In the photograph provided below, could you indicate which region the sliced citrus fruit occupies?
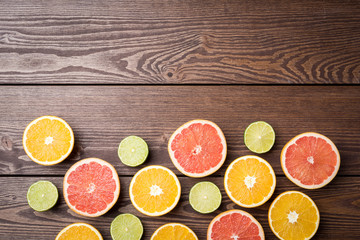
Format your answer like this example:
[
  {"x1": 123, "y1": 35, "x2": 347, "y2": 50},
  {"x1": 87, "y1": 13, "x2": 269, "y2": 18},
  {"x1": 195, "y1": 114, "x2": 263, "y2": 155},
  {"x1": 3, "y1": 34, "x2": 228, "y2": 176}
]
[
  {"x1": 189, "y1": 181, "x2": 221, "y2": 214},
  {"x1": 268, "y1": 191, "x2": 320, "y2": 240},
  {"x1": 118, "y1": 136, "x2": 148, "y2": 167},
  {"x1": 27, "y1": 180, "x2": 58, "y2": 211},
  {"x1": 23, "y1": 116, "x2": 74, "y2": 165},
  {"x1": 224, "y1": 155, "x2": 276, "y2": 208},
  {"x1": 151, "y1": 223, "x2": 198, "y2": 240},
  {"x1": 168, "y1": 119, "x2": 227, "y2": 177},
  {"x1": 244, "y1": 121, "x2": 275, "y2": 154},
  {"x1": 281, "y1": 132, "x2": 340, "y2": 189},
  {"x1": 129, "y1": 165, "x2": 181, "y2": 216},
  {"x1": 110, "y1": 213, "x2": 143, "y2": 240},
  {"x1": 63, "y1": 158, "x2": 120, "y2": 217},
  {"x1": 55, "y1": 222, "x2": 103, "y2": 240},
  {"x1": 208, "y1": 209, "x2": 265, "y2": 240}
]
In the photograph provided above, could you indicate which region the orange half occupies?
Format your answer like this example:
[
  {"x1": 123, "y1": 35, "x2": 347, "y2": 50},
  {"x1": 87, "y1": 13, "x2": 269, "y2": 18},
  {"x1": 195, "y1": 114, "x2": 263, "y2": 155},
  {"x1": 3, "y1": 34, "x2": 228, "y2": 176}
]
[
  {"x1": 55, "y1": 223, "x2": 103, "y2": 240},
  {"x1": 23, "y1": 116, "x2": 74, "y2": 165}
]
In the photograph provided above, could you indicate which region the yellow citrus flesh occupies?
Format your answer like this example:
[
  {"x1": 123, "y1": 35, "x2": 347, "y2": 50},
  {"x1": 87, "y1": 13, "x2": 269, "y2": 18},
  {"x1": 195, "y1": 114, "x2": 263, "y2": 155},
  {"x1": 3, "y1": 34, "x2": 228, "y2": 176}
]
[
  {"x1": 23, "y1": 116, "x2": 74, "y2": 165},
  {"x1": 151, "y1": 223, "x2": 198, "y2": 240},
  {"x1": 130, "y1": 166, "x2": 181, "y2": 216},
  {"x1": 225, "y1": 155, "x2": 276, "y2": 208},
  {"x1": 55, "y1": 223, "x2": 103, "y2": 240},
  {"x1": 269, "y1": 191, "x2": 320, "y2": 240}
]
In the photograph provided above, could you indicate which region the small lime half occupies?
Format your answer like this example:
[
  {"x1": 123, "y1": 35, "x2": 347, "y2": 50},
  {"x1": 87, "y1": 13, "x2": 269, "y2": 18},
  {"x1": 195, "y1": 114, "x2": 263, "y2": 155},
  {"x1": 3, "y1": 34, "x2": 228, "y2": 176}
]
[
  {"x1": 244, "y1": 121, "x2": 275, "y2": 154},
  {"x1": 110, "y1": 213, "x2": 143, "y2": 240},
  {"x1": 118, "y1": 136, "x2": 149, "y2": 167},
  {"x1": 27, "y1": 180, "x2": 58, "y2": 211},
  {"x1": 189, "y1": 181, "x2": 222, "y2": 214}
]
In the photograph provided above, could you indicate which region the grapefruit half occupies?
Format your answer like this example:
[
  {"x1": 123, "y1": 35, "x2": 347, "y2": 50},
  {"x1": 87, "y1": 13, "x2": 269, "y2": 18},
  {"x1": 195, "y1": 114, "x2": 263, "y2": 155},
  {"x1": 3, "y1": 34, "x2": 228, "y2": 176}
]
[
  {"x1": 168, "y1": 119, "x2": 227, "y2": 177},
  {"x1": 281, "y1": 132, "x2": 340, "y2": 189},
  {"x1": 63, "y1": 158, "x2": 120, "y2": 217},
  {"x1": 207, "y1": 209, "x2": 265, "y2": 240}
]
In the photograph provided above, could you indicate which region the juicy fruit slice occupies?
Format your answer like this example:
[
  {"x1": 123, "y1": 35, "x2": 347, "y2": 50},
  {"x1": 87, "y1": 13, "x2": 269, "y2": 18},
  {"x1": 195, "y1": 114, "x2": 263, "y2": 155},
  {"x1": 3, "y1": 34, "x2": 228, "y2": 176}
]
[
  {"x1": 268, "y1": 191, "x2": 320, "y2": 240},
  {"x1": 23, "y1": 116, "x2": 74, "y2": 165},
  {"x1": 63, "y1": 158, "x2": 120, "y2": 217},
  {"x1": 208, "y1": 209, "x2": 265, "y2": 240},
  {"x1": 189, "y1": 181, "x2": 222, "y2": 214},
  {"x1": 118, "y1": 136, "x2": 148, "y2": 167},
  {"x1": 281, "y1": 132, "x2": 340, "y2": 189},
  {"x1": 110, "y1": 213, "x2": 143, "y2": 240},
  {"x1": 224, "y1": 155, "x2": 276, "y2": 208},
  {"x1": 244, "y1": 121, "x2": 275, "y2": 154},
  {"x1": 129, "y1": 165, "x2": 181, "y2": 216},
  {"x1": 27, "y1": 180, "x2": 58, "y2": 211},
  {"x1": 168, "y1": 119, "x2": 227, "y2": 177},
  {"x1": 55, "y1": 222, "x2": 103, "y2": 240},
  {"x1": 151, "y1": 223, "x2": 198, "y2": 240}
]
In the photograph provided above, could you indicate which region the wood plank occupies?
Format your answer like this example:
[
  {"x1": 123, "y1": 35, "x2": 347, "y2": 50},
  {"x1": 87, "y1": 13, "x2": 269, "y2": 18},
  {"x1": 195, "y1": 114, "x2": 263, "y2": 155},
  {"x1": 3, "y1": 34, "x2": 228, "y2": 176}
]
[
  {"x1": 0, "y1": 85, "x2": 359, "y2": 175},
  {"x1": 0, "y1": 176, "x2": 359, "y2": 239},
  {"x1": 0, "y1": 1, "x2": 359, "y2": 84}
]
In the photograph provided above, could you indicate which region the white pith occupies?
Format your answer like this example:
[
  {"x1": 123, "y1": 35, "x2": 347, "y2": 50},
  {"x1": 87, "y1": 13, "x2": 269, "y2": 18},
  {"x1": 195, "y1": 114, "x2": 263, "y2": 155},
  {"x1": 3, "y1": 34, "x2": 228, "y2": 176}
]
[
  {"x1": 168, "y1": 119, "x2": 227, "y2": 178},
  {"x1": 281, "y1": 132, "x2": 340, "y2": 189}
]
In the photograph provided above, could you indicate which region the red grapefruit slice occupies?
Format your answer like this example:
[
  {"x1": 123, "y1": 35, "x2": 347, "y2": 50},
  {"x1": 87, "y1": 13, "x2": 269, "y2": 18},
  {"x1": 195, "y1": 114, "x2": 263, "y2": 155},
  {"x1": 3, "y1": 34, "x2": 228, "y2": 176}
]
[
  {"x1": 168, "y1": 119, "x2": 227, "y2": 178},
  {"x1": 281, "y1": 132, "x2": 340, "y2": 189},
  {"x1": 207, "y1": 209, "x2": 265, "y2": 240},
  {"x1": 63, "y1": 158, "x2": 120, "y2": 217}
]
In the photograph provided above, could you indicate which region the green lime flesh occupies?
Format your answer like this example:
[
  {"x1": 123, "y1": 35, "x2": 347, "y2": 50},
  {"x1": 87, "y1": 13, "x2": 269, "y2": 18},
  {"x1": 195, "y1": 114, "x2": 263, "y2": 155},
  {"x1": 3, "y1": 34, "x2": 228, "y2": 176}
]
[
  {"x1": 118, "y1": 136, "x2": 148, "y2": 167},
  {"x1": 27, "y1": 180, "x2": 58, "y2": 211},
  {"x1": 189, "y1": 181, "x2": 222, "y2": 214},
  {"x1": 111, "y1": 213, "x2": 143, "y2": 240},
  {"x1": 244, "y1": 121, "x2": 275, "y2": 154}
]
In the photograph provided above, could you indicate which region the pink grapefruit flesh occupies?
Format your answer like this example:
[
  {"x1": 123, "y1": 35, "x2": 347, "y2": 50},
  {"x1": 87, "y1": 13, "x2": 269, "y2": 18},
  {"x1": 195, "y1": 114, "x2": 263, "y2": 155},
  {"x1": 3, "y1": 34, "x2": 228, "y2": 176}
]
[
  {"x1": 208, "y1": 209, "x2": 265, "y2": 240},
  {"x1": 281, "y1": 132, "x2": 340, "y2": 189},
  {"x1": 168, "y1": 119, "x2": 227, "y2": 177},
  {"x1": 63, "y1": 158, "x2": 120, "y2": 217}
]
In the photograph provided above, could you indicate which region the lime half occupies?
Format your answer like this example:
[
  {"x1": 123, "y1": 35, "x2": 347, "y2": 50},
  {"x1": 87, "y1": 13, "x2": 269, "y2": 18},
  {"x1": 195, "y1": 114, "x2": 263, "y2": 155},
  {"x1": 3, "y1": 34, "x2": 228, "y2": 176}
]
[
  {"x1": 189, "y1": 181, "x2": 222, "y2": 214},
  {"x1": 118, "y1": 136, "x2": 148, "y2": 167},
  {"x1": 27, "y1": 180, "x2": 58, "y2": 211},
  {"x1": 111, "y1": 213, "x2": 143, "y2": 240},
  {"x1": 244, "y1": 121, "x2": 275, "y2": 154}
]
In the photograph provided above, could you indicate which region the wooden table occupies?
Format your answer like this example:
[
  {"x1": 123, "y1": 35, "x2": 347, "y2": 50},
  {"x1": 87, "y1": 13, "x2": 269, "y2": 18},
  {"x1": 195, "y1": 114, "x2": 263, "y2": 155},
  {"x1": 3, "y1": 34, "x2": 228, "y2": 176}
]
[{"x1": 1, "y1": 1, "x2": 359, "y2": 239}]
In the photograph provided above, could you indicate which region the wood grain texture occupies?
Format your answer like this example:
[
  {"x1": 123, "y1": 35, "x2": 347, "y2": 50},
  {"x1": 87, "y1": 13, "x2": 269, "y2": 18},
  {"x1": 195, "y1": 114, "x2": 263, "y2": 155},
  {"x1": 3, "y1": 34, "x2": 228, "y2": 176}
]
[
  {"x1": 0, "y1": 0, "x2": 359, "y2": 84},
  {"x1": 0, "y1": 85, "x2": 359, "y2": 176},
  {"x1": 0, "y1": 176, "x2": 359, "y2": 239}
]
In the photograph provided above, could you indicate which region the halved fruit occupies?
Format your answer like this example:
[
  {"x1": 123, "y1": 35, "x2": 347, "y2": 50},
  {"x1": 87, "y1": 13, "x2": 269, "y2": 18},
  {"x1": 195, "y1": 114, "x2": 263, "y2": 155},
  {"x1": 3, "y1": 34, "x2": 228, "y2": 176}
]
[
  {"x1": 244, "y1": 121, "x2": 275, "y2": 154},
  {"x1": 110, "y1": 213, "x2": 143, "y2": 240},
  {"x1": 268, "y1": 191, "x2": 320, "y2": 240},
  {"x1": 63, "y1": 158, "x2": 120, "y2": 217},
  {"x1": 151, "y1": 223, "x2": 198, "y2": 240},
  {"x1": 208, "y1": 209, "x2": 265, "y2": 240},
  {"x1": 224, "y1": 155, "x2": 276, "y2": 208},
  {"x1": 281, "y1": 132, "x2": 340, "y2": 189},
  {"x1": 23, "y1": 116, "x2": 74, "y2": 165},
  {"x1": 55, "y1": 222, "x2": 103, "y2": 240},
  {"x1": 168, "y1": 119, "x2": 227, "y2": 178},
  {"x1": 129, "y1": 165, "x2": 181, "y2": 216}
]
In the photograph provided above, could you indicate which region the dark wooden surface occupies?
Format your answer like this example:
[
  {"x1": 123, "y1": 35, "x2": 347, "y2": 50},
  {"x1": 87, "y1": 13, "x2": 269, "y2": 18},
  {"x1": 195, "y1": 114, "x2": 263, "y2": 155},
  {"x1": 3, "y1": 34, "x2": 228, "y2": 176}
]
[
  {"x1": 1, "y1": 1, "x2": 360, "y2": 240},
  {"x1": 0, "y1": 0, "x2": 359, "y2": 84}
]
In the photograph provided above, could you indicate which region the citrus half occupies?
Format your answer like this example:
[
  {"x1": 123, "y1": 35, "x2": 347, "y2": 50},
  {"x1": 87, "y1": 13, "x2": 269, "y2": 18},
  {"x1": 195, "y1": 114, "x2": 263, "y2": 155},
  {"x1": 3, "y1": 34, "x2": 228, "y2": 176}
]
[
  {"x1": 281, "y1": 132, "x2": 340, "y2": 189},
  {"x1": 23, "y1": 116, "x2": 74, "y2": 165},
  {"x1": 268, "y1": 191, "x2": 320, "y2": 240},
  {"x1": 129, "y1": 165, "x2": 181, "y2": 216},
  {"x1": 168, "y1": 119, "x2": 227, "y2": 177},
  {"x1": 151, "y1": 223, "x2": 198, "y2": 240},
  {"x1": 55, "y1": 222, "x2": 103, "y2": 240},
  {"x1": 63, "y1": 158, "x2": 120, "y2": 217}
]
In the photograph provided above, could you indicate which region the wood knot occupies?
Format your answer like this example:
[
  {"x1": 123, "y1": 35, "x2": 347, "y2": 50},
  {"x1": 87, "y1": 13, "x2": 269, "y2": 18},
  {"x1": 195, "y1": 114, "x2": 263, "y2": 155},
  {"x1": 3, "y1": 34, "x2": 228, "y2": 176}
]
[{"x1": 1, "y1": 136, "x2": 13, "y2": 151}]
